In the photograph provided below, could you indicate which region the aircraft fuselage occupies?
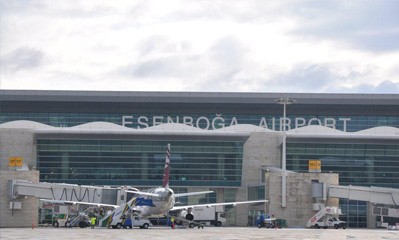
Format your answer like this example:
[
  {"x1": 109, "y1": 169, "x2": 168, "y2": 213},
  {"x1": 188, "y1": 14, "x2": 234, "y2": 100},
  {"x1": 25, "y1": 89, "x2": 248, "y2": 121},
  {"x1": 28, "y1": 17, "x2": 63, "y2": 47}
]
[{"x1": 135, "y1": 187, "x2": 175, "y2": 218}]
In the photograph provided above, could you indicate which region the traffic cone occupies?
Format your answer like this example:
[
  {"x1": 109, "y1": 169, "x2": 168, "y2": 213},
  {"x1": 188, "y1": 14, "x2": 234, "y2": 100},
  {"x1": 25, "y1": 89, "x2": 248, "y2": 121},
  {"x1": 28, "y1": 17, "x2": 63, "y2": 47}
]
[{"x1": 32, "y1": 220, "x2": 34, "y2": 229}]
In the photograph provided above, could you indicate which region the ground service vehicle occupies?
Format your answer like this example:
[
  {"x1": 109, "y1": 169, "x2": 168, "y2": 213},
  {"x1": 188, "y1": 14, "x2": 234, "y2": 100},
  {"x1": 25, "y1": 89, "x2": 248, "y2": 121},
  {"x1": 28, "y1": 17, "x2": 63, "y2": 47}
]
[
  {"x1": 53, "y1": 214, "x2": 69, "y2": 228},
  {"x1": 307, "y1": 206, "x2": 346, "y2": 229},
  {"x1": 256, "y1": 214, "x2": 271, "y2": 228},
  {"x1": 256, "y1": 215, "x2": 287, "y2": 228},
  {"x1": 53, "y1": 214, "x2": 91, "y2": 228},
  {"x1": 191, "y1": 206, "x2": 226, "y2": 226},
  {"x1": 121, "y1": 217, "x2": 152, "y2": 229}
]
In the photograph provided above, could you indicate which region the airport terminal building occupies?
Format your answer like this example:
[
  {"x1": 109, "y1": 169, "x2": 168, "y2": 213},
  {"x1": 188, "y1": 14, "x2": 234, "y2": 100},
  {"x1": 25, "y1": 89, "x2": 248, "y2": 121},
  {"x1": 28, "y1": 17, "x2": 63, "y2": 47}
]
[{"x1": 1, "y1": 90, "x2": 398, "y2": 228}]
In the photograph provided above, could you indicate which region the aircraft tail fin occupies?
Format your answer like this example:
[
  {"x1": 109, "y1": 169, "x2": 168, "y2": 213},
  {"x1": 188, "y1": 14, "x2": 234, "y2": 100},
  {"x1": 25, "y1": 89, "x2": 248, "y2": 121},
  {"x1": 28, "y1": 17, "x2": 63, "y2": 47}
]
[{"x1": 162, "y1": 144, "x2": 171, "y2": 188}]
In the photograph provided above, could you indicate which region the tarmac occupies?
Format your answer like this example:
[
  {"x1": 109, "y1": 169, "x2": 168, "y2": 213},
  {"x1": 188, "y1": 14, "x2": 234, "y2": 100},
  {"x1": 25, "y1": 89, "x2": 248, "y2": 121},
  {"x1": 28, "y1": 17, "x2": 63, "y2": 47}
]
[{"x1": 1, "y1": 227, "x2": 399, "y2": 240}]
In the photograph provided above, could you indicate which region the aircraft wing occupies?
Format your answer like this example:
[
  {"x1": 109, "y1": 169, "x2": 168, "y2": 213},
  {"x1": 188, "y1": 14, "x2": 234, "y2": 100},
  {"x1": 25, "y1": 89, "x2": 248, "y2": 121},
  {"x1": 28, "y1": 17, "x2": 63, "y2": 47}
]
[
  {"x1": 40, "y1": 199, "x2": 119, "y2": 208},
  {"x1": 170, "y1": 200, "x2": 268, "y2": 211},
  {"x1": 174, "y1": 191, "x2": 214, "y2": 198}
]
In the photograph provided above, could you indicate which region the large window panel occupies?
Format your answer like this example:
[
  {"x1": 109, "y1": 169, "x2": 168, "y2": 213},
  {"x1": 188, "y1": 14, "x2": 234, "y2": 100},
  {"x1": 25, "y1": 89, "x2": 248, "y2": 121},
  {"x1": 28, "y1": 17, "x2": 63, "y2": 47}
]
[{"x1": 37, "y1": 139, "x2": 244, "y2": 187}]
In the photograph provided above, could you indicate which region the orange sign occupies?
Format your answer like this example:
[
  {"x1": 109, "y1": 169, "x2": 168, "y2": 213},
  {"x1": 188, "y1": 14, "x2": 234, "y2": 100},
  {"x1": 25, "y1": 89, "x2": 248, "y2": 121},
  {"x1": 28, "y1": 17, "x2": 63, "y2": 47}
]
[
  {"x1": 9, "y1": 157, "x2": 16, "y2": 166},
  {"x1": 309, "y1": 160, "x2": 321, "y2": 172},
  {"x1": 16, "y1": 157, "x2": 23, "y2": 166},
  {"x1": 9, "y1": 157, "x2": 23, "y2": 166}
]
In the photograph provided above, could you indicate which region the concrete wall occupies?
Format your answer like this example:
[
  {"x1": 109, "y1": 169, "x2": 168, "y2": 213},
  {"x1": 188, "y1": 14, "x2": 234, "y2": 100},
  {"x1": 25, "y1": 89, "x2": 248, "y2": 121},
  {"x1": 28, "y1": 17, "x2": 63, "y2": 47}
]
[
  {"x1": 267, "y1": 172, "x2": 339, "y2": 227},
  {"x1": 0, "y1": 128, "x2": 38, "y2": 228},
  {"x1": 0, "y1": 128, "x2": 36, "y2": 171},
  {"x1": 235, "y1": 132, "x2": 282, "y2": 226},
  {"x1": 0, "y1": 170, "x2": 40, "y2": 228}
]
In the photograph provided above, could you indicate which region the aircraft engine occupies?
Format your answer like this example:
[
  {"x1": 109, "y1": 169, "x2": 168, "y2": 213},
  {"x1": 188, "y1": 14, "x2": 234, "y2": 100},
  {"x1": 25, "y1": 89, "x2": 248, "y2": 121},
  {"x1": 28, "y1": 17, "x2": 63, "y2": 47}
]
[
  {"x1": 185, "y1": 213, "x2": 194, "y2": 221},
  {"x1": 179, "y1": 210, "x2": 194, "y2": 221}
]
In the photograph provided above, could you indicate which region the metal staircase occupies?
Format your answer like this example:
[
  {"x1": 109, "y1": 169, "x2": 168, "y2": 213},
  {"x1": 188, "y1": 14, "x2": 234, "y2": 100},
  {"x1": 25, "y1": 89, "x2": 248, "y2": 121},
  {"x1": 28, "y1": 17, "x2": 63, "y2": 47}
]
[{"x1": 67, "y1": 205, "x2": 91, "y2": 227}]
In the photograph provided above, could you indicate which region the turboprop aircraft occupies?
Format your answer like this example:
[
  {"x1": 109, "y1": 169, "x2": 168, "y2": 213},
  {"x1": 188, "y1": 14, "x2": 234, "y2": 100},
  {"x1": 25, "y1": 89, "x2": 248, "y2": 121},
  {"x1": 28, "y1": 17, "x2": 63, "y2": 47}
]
[{"x1": 123, "y1": 144, "x2": 267, "y2": 221}]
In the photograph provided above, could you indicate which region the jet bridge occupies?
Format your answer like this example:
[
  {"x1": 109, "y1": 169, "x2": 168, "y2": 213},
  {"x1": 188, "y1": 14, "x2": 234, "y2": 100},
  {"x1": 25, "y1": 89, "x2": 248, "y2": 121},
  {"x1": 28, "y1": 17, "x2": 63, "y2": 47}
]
[
  {"x1": 8, "y1": 180, "x2": 133, "y2": 211},
  {"x1": 328, "y1": 184, "x2": 399, "y2": 223},
  {"x1": 327, "y1": 184, "x2": 399, "y2": 207}
]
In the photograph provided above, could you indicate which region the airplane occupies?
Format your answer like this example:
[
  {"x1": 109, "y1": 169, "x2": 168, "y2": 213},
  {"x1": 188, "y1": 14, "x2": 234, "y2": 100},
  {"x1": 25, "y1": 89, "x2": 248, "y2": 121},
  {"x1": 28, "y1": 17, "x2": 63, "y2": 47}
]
[
  {"x1": 44, "y1": 144, "x2": 267, "y2": 227},
  {"x1": 123, "y1": 143, "x2": 267, "y2": 222}
]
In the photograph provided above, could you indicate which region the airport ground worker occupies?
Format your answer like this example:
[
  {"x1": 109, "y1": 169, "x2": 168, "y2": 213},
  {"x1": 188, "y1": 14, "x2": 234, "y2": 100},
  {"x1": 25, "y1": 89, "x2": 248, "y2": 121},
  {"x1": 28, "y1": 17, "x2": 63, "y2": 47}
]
[
  {"x1": 171, "y1": 217, "x2": 175, "y2": 229},
  {"x1": 91, "y1": 217, "x2": 96, "y2": 229}
]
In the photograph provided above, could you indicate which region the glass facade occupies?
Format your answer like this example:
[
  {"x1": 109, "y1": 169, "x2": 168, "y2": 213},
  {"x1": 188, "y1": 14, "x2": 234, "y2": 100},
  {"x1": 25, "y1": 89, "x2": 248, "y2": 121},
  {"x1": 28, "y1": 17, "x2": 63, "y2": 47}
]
[
  {"x1": 224, "y1": 189, "x2": 236, "y2": 225},
  {"x1": 248, "y1": 185, "x2": 265, "y2": 201},
  {"x1": 340, "y1": 200, "x2": 368, "y2": 228},
  {"x1": 37, "y1": 139, "x2": 244, "y2": 187},
  {"x1": 1, "y1": 112, "x2": 399, "y2": 132},
  {"x1": 286, "y1": 142, "x2": 399, "y2": 188},
  {"x1": 286, "y1": 141, "x2": 399, "y2": 228}
]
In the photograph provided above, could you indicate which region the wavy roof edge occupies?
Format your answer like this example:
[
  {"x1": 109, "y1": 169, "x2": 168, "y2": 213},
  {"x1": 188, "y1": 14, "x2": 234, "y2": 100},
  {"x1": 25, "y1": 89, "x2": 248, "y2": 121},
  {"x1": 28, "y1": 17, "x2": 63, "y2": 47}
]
[{"x1": 1, "y1": 121, "x2": 398, "y2": 137}]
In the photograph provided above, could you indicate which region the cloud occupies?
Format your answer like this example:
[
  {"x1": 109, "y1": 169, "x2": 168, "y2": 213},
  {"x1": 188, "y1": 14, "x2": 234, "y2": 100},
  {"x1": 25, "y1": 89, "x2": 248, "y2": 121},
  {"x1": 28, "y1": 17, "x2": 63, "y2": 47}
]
[
  {"x1": 1, "y1": 47, "x2": 44, "y2": 72},
  {"x1": 291, "y1": 0, "x2": 399, "y2": 53},
  {"x1": 1, "y1": 0, "x2": 398, "y2": 93},
  {"x1": 268, "y1": 64, "x2": 332, "y2": 92},
  {"x1": 110, "y1": 35, "x2": 247, "y2": 89},
  {"x1": 329, "y1": 81, "x2": 399, "y2": 94}
]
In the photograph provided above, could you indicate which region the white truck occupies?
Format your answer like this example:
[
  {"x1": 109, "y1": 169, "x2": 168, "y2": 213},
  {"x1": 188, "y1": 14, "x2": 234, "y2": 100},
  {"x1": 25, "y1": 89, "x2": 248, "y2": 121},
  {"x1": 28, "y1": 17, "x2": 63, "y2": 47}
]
[
  {"x1": 307, "y1": 206, "x2": 346, "y2": 229},
  {"x1": 191, "y1": 206, "x2": 226, "y2": 226},
  {"x1": 121, "y1": 216, "x2": 152, "y2": 229}
]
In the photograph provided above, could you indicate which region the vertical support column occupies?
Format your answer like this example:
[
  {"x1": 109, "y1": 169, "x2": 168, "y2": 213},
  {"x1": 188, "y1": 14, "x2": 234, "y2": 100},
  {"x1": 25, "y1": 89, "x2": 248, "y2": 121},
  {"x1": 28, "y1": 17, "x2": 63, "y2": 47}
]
[
  {"x1": 265, "y1": 169, "x2": 270, "y2": 215},
  {"x1": 61, "y1": 152, "x2": 69, "y2": 181},
  {"x1": 142, "y1": 152, "x2": 148, "y2": 180},
  {"x1": 217, "y1": 154, "x2": 224, "y2": 180},
  {"x1": 282, "y1": 101, "x2": 287, "y2": 208}
]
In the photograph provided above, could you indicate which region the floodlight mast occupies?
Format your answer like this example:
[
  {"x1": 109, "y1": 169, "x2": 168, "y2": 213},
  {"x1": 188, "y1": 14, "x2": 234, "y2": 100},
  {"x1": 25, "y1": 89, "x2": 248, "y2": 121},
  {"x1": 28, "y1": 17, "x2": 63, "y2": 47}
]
[{"x1": 275, "y1": 97, "x2": 296, "y2": 208}]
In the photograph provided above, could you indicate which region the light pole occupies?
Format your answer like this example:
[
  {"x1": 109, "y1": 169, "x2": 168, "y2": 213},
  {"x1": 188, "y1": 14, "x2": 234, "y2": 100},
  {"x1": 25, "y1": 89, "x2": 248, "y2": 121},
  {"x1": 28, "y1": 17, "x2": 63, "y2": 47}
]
[{"x1": 275, "y1": 97, "x2": 296, "y2": 208}]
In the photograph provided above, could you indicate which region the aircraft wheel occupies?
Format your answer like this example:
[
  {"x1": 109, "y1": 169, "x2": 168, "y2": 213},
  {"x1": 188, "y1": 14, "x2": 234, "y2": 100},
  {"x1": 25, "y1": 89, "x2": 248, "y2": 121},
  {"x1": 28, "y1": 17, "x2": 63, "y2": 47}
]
[{"x1": 143, "y1": 223, "x2": 149, "y2": 229}]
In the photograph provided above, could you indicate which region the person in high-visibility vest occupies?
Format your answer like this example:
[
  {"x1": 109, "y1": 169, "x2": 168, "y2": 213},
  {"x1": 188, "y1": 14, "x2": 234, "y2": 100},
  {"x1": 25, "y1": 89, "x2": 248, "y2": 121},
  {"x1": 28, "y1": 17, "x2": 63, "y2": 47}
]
[
  {"x1": 91, "y1": 217, "x2": 96, "y2": 229},
  {"x1": 170, "y1": 217, "x2": 175, "y2": 229}
]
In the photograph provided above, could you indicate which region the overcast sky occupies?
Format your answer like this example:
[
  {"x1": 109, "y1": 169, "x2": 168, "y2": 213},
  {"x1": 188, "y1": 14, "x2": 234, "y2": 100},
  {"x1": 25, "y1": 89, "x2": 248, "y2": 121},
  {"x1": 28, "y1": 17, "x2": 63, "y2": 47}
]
[{"x1": 1, "y1": 0, "x2": 399, "y2": 93}]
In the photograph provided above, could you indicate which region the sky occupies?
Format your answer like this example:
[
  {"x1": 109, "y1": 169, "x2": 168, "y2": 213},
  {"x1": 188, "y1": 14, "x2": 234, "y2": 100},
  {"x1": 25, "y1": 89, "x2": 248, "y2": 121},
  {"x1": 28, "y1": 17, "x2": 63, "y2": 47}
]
[{"x1": 1, "y1": 0, "x2": 399, "y2": 93}]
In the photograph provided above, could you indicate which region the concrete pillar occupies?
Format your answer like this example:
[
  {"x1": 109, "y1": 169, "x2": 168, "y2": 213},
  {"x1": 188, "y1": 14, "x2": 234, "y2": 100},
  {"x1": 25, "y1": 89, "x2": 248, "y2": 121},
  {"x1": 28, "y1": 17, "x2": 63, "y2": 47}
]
[
  {"x1": 267, "y1": 172, "x2": 339, "y2": 227},
  {"x1": 0, "y1": 170, "x2": 40, "y2": 228},
  {"x1": 367, "y1": 202, "x2": 377, "y2": 229}
]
